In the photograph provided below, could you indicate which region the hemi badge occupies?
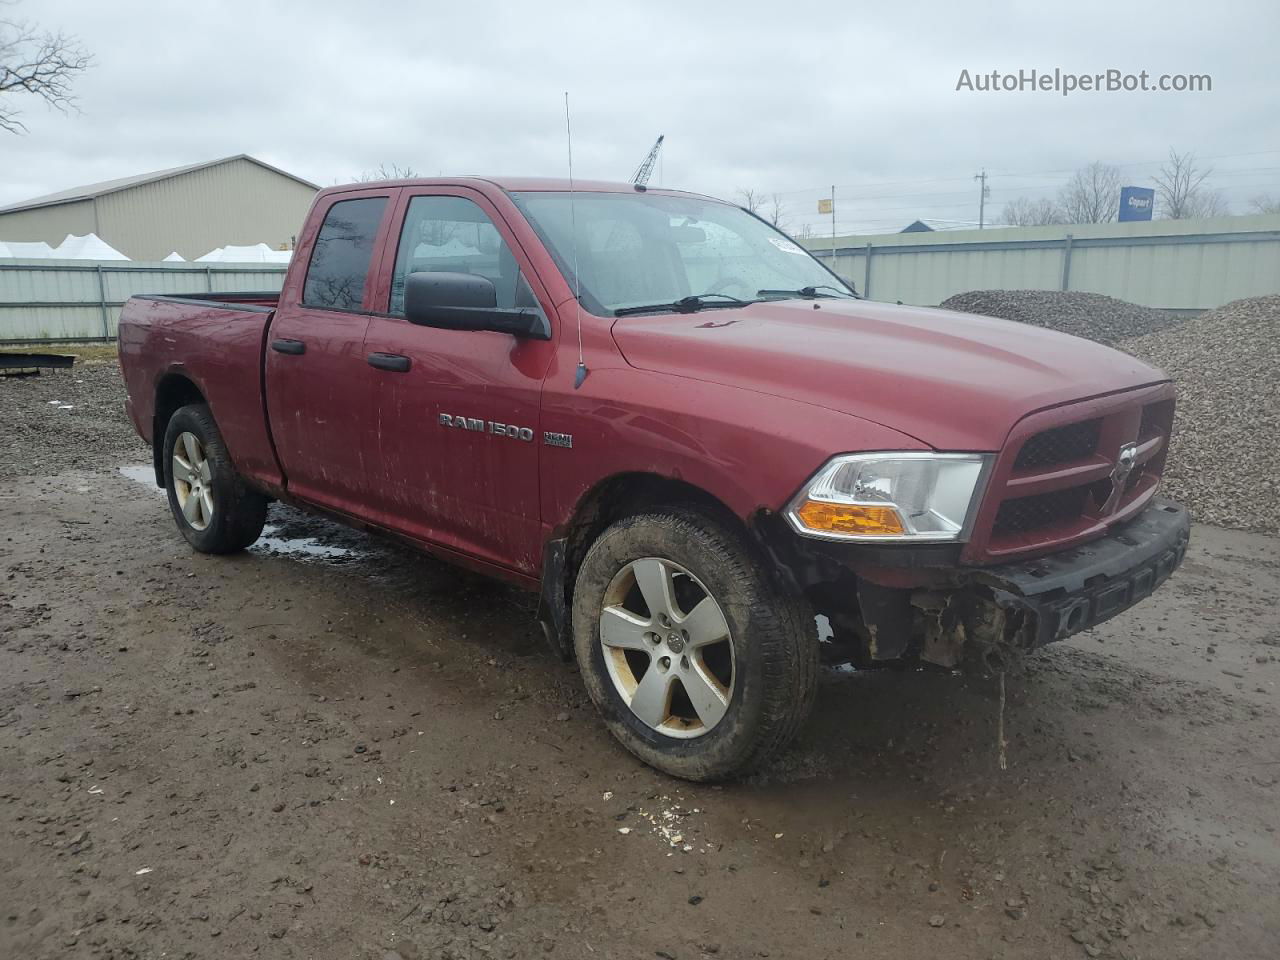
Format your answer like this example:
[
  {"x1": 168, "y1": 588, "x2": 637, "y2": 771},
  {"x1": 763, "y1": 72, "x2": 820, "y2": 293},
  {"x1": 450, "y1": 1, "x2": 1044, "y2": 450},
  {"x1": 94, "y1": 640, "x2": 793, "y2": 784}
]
[{"x1": 544, "y1": 432, "x2": 573, "y2": 449}]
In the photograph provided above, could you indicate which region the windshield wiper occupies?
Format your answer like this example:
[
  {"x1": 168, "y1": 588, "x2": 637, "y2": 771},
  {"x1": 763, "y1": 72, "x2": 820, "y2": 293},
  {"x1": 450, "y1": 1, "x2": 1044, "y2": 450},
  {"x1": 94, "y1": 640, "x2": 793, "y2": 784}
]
[
  {"x1": 614, "y1": 293, "x2": 749, "y2": 317},
  {"x1": 756, "y1": 284, "x2": 857, "y2": 300}
]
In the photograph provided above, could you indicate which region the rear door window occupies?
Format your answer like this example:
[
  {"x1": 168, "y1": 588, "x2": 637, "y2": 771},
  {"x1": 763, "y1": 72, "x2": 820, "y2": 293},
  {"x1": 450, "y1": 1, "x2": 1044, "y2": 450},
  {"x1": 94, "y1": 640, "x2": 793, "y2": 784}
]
[{"x1": 302, "y1": 196, "x2": 388, "y2": 311}]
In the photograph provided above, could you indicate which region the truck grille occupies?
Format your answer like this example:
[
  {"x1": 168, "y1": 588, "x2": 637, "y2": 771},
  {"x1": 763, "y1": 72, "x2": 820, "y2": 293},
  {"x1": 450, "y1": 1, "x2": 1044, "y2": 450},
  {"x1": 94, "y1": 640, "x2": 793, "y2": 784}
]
[
  {"x1": 962, "y1": 384, "x2": 1176, "y2": 564},
  {"x1": 1140, "y1": 399, "x2": 1175, "y2": 441},
  {"x1": 1013, "y1": 419, "x2": 1100, "y2": 469},
  {"x1": 993, "y1": 487, "x2": 1090, "y2": 536}
]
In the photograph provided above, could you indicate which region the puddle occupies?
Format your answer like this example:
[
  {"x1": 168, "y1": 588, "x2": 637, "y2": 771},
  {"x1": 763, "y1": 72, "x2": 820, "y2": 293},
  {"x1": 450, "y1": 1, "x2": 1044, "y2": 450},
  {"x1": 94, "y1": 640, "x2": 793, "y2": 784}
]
[
  {"x1": 251, "y1": 524, "x2": 357, "y2": 561},
  {"x1": 118, "y1": 464, "x2": 164, "y2": 493},
  {"x1": 118, "y1": 463, "x2": 360, "y2": 563}
]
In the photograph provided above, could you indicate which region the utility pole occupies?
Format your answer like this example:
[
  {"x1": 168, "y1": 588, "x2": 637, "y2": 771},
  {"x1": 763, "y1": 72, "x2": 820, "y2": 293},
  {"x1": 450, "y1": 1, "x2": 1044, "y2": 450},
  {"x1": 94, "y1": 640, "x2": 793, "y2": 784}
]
[
  {"x1": 974, "y1": 168, "x2": 989, "y2": 229},
  {"x1": 830, "y1": 185, "x2": 836, "y2": 265}
]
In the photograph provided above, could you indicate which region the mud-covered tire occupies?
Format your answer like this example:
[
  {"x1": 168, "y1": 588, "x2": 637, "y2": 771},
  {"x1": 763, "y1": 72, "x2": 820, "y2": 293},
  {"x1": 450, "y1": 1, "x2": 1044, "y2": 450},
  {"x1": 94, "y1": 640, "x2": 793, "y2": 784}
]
[
  {"x1": 162, "y1": 404, "x2": 267, "y2": 554},
  {"x1": 572, "y1": 508, "x2": 818, "y2": 781}
]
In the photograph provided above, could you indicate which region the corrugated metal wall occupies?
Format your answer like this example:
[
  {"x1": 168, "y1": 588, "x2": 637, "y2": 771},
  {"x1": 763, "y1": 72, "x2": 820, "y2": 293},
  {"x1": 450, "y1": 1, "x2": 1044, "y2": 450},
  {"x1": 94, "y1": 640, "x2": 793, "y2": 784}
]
[
  {"x1": 93, "y1": 158, "x2": 316, "y2": 260},
  {"x1": 0, "y1": 260, "x2": 288, "y2": 342},
  {"x1": 0, "y1": 201, "x2": 96, "y2": 248},
  {"x1": 0, "y1": 158, "x2": 316, "y2": 261},
  {"x1": 803, "y1": 213, "x2": 1280, "y2": 310}
]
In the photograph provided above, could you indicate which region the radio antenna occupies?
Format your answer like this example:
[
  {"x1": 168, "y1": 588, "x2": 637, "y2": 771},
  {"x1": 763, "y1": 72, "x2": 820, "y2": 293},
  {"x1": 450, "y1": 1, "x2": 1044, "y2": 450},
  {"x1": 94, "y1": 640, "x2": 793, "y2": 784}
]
[{"x1": 565, "y1": 91, "x2": 587, "y2": 389}]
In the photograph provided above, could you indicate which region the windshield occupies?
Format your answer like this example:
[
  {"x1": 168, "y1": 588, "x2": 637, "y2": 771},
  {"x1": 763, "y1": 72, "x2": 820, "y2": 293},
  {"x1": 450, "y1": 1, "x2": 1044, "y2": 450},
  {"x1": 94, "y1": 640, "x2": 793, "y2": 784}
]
[{"x1": 510, "y1": 191, "x2": 855, "y2": 315}]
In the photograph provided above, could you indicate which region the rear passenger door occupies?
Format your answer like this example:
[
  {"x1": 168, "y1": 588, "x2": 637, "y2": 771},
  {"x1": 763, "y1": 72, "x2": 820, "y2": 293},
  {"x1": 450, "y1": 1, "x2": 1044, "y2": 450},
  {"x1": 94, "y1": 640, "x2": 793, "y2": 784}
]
[
  {"x1": 266, "y1": 191, "x2": 393, "y2": 516},
  {"x1": 359, "y1": 188, "x2": 557, "y2": 576}
]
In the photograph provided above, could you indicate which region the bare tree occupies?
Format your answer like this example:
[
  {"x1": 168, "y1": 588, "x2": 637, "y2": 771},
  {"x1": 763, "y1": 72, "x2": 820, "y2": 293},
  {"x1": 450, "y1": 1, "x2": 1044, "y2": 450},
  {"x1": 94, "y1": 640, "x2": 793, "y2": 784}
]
[
  {"x1": 1250, "y1": 193, "x2": 1280, "y2": 215},
  {"x1": 765, "y1": 193, "x2": 788, "y2": 229},
  {"x1": 1002, "y1": 196, "x2": 1065, "y2": 226},
  {"x1": 356, "y1": 162, "x2": 419, "y2": 182},
  {"x1": 0, "y1": 8, "x2": 92, "y2": 134},
  {"x1": 1153, "y1": 149, "x2": 1225, "y2": 219},
  {"x1": 735, "y1": 187, "x2": 763, "y2": 214},
  {"x1": 1057, "y1": 162, "x2": 1122, "y2": 223},
  {"x1": 1192, "y1": 189, "x2": 1229, "y2": 218}
]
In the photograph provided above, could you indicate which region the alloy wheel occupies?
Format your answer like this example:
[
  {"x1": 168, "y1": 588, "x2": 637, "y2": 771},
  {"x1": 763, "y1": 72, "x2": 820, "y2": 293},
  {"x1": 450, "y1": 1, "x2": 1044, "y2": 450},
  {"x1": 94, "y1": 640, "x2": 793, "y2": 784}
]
[
  {"x1": 172, "y1": 431, "x2": 214, "y2": 531},
  {"x1": 599, "y1": 557, "x2": 735, "y2": 738}
]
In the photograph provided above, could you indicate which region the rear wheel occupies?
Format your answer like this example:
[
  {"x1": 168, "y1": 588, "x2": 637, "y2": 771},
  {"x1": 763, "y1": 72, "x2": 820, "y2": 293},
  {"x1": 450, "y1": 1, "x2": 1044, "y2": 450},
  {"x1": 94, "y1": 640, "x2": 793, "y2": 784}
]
[
  {"x1": 162, "y1": 404, "x2": 267, "y2": 554},
  {"x1": 572, "y1": 508, "x2": 817, "y2": 781}
]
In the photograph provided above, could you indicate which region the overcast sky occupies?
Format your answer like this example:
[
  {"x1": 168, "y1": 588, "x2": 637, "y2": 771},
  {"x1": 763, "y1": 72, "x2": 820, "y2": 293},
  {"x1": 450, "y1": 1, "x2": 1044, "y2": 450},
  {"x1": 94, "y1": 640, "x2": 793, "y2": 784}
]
[{"x1": 3, "y1": 0, "x2": 1278, "y2": 234}]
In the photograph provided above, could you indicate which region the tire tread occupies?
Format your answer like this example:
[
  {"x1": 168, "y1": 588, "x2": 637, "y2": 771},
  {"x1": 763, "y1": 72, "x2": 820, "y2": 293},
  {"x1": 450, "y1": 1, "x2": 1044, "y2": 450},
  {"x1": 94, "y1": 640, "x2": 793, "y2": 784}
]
[
  {"x1": 573, "y1": 506, "x2": 817, "y2": 780},
  {"x1": 162, "y1": 404, "x2": 267, "y2": 554}
]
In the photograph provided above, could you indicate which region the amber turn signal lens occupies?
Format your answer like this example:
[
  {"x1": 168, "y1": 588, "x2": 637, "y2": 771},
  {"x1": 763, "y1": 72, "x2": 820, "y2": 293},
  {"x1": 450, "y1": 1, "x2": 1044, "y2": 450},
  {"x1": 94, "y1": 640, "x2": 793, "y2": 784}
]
[{"x1": 793, "y1": 499, "x2": 906, "y2": 536}]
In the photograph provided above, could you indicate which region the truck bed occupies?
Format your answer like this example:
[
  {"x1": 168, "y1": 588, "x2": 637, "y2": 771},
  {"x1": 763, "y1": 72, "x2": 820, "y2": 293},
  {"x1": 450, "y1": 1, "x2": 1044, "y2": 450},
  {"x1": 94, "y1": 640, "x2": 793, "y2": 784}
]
[
  {"x1": 117, "y1": 292, "x2": 284, "y2": 492},
  {"x1": 131, "y1": 291, "x2": 281, "y2": 310}
]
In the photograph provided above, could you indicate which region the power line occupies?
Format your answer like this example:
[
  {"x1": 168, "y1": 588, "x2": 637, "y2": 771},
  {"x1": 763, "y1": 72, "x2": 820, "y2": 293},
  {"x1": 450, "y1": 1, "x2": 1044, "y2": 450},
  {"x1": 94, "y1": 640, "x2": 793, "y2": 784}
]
[
  {"x1": 801, "y1": 181, "x2": 1280, "y2": 217},
  {"x1": 770, "y1": 149, "x2": 1280, "y2": 199},
  {"x1": 776, "y1": 167, "x2": 1280, "y2": 204}
]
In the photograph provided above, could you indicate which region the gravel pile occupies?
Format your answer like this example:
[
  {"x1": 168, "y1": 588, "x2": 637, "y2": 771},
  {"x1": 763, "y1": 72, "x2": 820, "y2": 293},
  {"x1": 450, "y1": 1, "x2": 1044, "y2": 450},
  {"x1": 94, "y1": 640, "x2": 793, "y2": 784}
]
[
  {"x1": 1120, "y1": 295, "x2": 1280, "y2": 535},
  {"x1": 940, "y1": 289, "x2": 1184, "y2": 346},
  {"x1": 0, "y1": 360, "x2": 147, "y2": 479}
]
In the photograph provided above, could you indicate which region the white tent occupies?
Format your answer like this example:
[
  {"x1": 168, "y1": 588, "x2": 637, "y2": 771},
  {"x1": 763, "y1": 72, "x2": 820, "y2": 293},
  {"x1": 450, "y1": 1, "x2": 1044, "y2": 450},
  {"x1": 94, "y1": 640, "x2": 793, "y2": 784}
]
[
  {"x1": 52, "y1": 233, "x2": 130, "y2": 260},
  {"x1": 0, "y1": 233, "x2": 130, "y2": 259},
  {"x1": 163, "y1": 251, "x2": 186, "y2": 262},
  {"x1": 196, "y1": 243, "x2": 292, "y2": 264},
  {"x1": 0, "y1": 239, "x2": 56, "y2": 258}
]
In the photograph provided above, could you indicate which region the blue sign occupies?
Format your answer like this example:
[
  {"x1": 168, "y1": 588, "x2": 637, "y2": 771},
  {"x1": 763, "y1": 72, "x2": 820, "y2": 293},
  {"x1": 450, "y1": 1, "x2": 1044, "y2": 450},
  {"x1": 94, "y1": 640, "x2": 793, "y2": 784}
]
[{"x1": 1119, "y1": 186, "x2": 1155, "y2": 222}]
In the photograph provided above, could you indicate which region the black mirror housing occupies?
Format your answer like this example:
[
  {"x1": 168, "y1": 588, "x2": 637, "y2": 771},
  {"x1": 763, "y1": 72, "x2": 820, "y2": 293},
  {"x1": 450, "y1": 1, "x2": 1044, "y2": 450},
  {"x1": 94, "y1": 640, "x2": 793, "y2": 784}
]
[
  {"x1": 404, "y1": 271, "x2": 550, "y2": 339},
  {"x1": 406, "y1": 271, "x2": 497, "y2": 313}
]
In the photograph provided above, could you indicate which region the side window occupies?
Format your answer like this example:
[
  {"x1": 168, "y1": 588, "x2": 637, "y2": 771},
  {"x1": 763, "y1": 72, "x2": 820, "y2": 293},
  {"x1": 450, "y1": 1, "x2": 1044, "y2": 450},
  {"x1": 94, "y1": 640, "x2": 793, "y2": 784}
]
[
  {"x1": 302, "y1": 196, "x2": 388, "y2": 311},
  {"x1": 389, "y1": 196, "x2": 529, "y2": 316}
]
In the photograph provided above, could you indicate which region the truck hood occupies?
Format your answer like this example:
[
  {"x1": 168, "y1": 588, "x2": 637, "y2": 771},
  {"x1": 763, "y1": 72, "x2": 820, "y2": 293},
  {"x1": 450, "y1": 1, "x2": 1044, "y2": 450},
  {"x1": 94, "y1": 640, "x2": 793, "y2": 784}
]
[{"x1": 610, "y1": 298, "x2": 1167, "y2": 451}]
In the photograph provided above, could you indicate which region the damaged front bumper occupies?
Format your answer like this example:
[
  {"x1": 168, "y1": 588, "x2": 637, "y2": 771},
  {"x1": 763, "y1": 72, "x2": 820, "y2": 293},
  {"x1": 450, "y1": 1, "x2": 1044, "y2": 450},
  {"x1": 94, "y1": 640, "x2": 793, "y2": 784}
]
[
  {"x1": 914, "y1": 499, "x2": 1190, "y2": 669},
  {"x1": 770, "y1": 498, "x2": 1191, "y2": 672}
]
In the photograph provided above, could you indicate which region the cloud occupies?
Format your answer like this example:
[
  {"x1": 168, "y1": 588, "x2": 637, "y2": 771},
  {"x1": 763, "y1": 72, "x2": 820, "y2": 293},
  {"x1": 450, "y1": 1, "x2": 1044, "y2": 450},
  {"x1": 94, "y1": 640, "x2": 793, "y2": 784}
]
[{"x1": 3, "y1": 0, "x2": 1278, "y2": 233}]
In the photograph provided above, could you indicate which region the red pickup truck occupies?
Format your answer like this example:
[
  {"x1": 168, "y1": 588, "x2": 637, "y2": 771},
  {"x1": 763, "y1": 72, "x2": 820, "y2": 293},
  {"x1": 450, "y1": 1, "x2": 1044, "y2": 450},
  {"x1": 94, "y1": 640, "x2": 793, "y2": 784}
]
[{"x1": 118, "y1": 177, "x2": 1189, "y2": 780}]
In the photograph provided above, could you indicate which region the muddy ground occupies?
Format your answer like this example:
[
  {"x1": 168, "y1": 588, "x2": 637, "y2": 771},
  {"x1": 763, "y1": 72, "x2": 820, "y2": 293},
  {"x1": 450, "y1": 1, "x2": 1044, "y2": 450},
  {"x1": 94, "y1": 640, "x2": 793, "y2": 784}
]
[{"x1": 2, "y1": 360, "x2": 1279, "y2": 960}]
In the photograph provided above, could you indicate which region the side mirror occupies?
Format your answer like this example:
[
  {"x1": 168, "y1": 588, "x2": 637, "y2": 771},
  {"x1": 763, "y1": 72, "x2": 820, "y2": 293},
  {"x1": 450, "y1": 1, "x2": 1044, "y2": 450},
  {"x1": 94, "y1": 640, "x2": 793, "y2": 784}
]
[{"x1": 404, "y1": 271, "x2": 549, "y2": 339}]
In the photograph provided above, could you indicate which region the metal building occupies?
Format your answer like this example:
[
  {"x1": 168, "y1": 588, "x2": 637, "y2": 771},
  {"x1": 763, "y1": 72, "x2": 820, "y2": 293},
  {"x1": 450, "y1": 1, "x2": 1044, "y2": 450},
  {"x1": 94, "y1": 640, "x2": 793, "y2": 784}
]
[
  {"x1": 0, "y1": 155, "x2": 318, "y2": 261},
  {"x1": 803, "y1": 212, "x2": 1280, "y2": 311}
]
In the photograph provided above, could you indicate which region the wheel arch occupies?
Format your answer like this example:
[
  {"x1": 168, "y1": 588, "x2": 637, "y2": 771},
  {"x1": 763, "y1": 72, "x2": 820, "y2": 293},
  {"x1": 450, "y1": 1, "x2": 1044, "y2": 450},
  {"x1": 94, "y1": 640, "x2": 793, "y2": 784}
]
[
  {"x1": 537, "y1": 471, "x2": 756, "y2": 660},
  {"x1": 152, "y1": 372, "x2": 207, "y2": 486}
]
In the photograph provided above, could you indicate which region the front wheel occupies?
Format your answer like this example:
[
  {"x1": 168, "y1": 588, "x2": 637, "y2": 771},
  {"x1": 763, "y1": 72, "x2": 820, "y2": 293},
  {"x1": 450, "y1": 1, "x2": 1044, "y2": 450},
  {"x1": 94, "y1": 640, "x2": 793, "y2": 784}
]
[
  {"x1": 572, "y1": 508, "x2": 817, "y2": 781},
  {"x1": 162, "y1": 404, "x2": 267, "y2": 554}
]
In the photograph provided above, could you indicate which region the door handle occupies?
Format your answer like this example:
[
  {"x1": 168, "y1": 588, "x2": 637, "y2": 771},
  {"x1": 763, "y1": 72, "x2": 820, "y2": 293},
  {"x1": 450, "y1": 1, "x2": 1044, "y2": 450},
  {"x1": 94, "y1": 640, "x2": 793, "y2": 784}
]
[
  {"x1": 271, "y1": 338, "x2": 306, "y2": 355},
  {"x1": 367, "y1": 352, "x2": 411, "y2": 373}
]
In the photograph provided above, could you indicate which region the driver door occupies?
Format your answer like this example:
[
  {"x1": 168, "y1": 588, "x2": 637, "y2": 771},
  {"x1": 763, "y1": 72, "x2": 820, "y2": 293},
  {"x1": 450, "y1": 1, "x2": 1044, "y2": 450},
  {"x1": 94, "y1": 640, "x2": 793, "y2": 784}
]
[{"x1": 359, "y1": 188, "x2": 557, "y2": 576}]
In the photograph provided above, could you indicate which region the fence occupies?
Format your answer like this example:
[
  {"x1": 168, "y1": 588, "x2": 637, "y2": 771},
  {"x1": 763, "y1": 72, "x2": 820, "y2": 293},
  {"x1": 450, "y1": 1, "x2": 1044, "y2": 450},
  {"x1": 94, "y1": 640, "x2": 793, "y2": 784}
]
[
  {"x1": 802, "y1": 212, "x2": 1280, "y2": 312},
  {"x1": 7, "y1": 213, "x2": 1280, "y2": 342},
  {"x1": 0, "y1": 259, "x2": 289, "y2": 343}
]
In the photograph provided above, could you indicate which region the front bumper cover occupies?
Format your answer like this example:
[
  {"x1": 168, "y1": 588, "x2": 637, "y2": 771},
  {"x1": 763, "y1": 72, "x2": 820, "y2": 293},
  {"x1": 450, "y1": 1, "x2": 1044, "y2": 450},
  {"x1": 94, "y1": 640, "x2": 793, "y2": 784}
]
[
  {"x1": 906, "y1": 498, "x2": 1189, "y2": 669},
  {"x1": 974, "y1": 498, "x2": 1190, "y2": 648},
  {"x1": 760, "y1": 497, "x2": 1191, "y2": 670}
]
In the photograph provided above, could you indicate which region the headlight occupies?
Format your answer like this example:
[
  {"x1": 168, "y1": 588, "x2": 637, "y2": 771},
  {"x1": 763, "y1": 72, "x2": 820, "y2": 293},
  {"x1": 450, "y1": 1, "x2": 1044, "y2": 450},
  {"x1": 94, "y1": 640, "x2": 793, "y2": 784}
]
[{"x1": 786, "y1": 452, "x2": 990, "y2": 542}]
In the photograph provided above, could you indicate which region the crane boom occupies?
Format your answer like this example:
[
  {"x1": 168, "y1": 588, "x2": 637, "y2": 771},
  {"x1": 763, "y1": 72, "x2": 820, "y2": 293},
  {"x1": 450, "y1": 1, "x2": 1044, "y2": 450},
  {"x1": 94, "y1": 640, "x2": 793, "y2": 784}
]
[{"x1": 630, "y1": 135, "x2": 665, "y2": 187}]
